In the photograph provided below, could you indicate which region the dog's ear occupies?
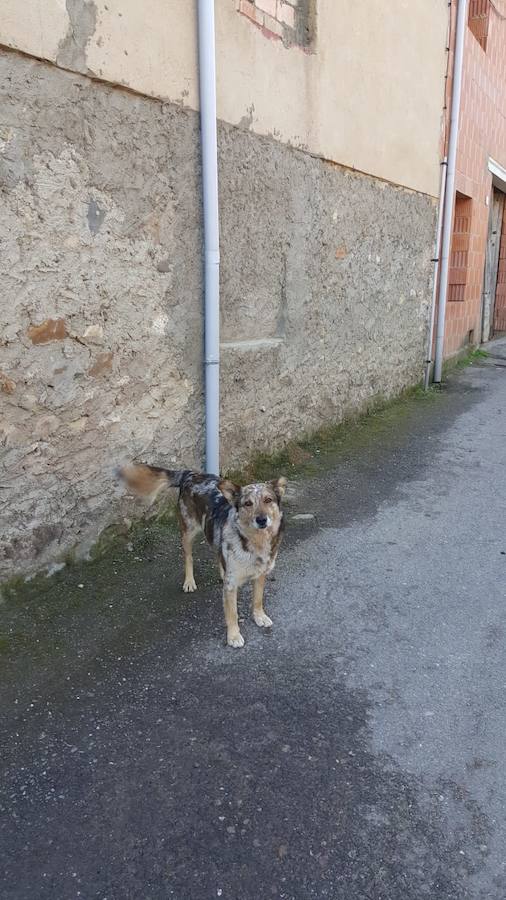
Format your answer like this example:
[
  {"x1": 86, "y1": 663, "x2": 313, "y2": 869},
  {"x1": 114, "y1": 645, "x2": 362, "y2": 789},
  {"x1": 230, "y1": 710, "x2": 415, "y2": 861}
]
[
  {"x1": 218, "y1": 479, "x2": 241, "y2": 506},
  {"x1": 269, "y1": 476, "x2": 287, "y2": 503}
]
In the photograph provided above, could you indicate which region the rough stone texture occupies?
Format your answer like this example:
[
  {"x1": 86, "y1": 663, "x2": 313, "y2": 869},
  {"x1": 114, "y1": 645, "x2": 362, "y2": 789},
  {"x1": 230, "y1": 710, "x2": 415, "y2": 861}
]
[
  {"x1": 0, "y1": 49, "x2": 204, "y2": 577},
  {"x1": 0, "y1": 48, "x2": 436, "y2": 578},
  {"x1": 218, "y1": 131, "x2": 436, "y2": 461}
]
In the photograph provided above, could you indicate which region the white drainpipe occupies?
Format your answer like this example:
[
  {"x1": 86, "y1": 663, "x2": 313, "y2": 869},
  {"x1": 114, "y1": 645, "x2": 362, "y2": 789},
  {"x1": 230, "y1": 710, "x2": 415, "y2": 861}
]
[
  {"x1": 433, "y1": 0, "x2": 468, "y2": 383},
  {"x1": 197, "y1": 0, "x2": 220, "y2": 473},
  {"x1": 424, "y1": 155, "x2": 448, "y2": 390}
]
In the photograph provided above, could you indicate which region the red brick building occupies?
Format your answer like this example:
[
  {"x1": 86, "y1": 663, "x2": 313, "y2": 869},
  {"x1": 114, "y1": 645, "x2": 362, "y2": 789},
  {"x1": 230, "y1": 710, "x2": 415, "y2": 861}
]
[{"x1": 444, "y1": 0, "x2": 506, "y2": 356}]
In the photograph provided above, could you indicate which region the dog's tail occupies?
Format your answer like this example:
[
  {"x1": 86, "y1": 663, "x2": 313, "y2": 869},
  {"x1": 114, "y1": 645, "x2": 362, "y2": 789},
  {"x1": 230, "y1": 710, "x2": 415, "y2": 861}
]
[{"x1": 117, "y1": 463, "x2": 187, "y2": 497}]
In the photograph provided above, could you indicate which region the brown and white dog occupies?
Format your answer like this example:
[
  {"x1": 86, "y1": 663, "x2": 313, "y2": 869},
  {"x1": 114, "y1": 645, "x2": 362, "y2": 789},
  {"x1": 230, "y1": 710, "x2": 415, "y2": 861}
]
[{"x1": 119, "y1": 464, "x2": 287, "y2": 648}]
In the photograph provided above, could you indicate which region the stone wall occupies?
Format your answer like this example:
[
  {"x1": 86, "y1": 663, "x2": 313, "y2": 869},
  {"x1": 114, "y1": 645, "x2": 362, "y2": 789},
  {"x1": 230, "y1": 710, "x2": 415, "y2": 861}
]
[{"x1": 0, "y1": 49, "x2": 437, "y2": 579}]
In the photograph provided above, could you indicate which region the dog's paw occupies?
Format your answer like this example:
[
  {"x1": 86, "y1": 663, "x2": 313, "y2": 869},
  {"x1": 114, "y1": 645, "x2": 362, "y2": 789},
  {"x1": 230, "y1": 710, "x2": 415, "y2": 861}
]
[
  {"x1": 254, "y1": 612, "x2": 273, "y2": 628},
  {"x1": 227, "y1": 631, "x2": 245, "y2": 649},
  {"x1": 182, "y1": 577, "x2": 197, "y2": 593}
]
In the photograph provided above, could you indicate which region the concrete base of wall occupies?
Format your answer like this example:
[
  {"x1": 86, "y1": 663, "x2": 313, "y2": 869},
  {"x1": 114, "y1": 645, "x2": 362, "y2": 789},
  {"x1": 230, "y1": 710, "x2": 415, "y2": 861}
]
[{"x1": 0, "y1": 49, "x2": 437, "y2": 579}]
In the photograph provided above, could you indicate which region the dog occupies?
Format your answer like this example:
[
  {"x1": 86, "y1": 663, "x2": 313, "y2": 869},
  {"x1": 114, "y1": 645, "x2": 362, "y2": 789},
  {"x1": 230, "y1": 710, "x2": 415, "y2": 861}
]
[{"x1": 118, "y1": 464, "x2": 287, "y2": 648}]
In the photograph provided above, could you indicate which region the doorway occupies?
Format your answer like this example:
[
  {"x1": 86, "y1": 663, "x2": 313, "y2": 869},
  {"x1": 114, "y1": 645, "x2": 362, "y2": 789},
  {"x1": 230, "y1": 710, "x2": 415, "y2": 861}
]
[
  {"x1": 492, "y1": 207, "x2": 506, "y2": 334},
  {"x1": 481, "y1": 187, "x2": 505, "y2": 342}
]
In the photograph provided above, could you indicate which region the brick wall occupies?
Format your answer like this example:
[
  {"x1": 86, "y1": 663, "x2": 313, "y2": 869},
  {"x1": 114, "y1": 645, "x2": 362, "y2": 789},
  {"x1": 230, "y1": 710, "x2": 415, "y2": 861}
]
[
  {"x1": 443, "y1": 0, "x2": 506, "y2": 355},
  {"x1": 238, "y1": 0, "x2": 315, "y2": 47}
]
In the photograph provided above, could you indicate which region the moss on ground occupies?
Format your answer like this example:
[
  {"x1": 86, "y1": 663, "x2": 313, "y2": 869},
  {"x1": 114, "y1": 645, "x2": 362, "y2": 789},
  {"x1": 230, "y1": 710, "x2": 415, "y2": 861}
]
[
  {"x1": 225, "y1": 383, "x2": 440, "y2": 484},
  {"x1": 442, "y1": 347, "x2": 489, "y2": 375}
]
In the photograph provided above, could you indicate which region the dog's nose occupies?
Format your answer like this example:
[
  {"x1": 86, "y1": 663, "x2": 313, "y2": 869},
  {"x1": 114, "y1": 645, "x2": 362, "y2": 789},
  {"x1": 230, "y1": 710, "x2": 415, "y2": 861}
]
[{"x1": 256, "y1": 516, "x2": 268, "y2": 528}]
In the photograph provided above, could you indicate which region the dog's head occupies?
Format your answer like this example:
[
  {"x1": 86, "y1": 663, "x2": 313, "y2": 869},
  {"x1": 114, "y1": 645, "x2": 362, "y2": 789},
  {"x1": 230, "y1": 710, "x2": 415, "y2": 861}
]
[{"x1": 219, "y1": 477, "x2": 287, "y2": 531}]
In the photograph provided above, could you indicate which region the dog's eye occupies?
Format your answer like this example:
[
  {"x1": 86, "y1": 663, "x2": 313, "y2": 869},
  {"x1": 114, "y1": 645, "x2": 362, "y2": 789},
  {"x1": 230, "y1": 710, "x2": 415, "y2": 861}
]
[
  {"x1": 264, "y1": 497, "x2": 273, "y2": 504},
  {"x1": 244, "y1": 500, "x2": 253, "y2": 507}
]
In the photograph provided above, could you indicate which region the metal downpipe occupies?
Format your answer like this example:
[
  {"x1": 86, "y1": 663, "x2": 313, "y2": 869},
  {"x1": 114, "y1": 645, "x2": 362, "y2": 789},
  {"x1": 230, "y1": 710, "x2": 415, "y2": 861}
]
[
  {"x1": 433, "y1": 0, "x2": 468, "y2": 383},
  {"x1": 424, "y1": 156, "x2": 448, "y2": 389},
  {"x1": 197, "y1": 0, "x2": 220, "y2": 473}
]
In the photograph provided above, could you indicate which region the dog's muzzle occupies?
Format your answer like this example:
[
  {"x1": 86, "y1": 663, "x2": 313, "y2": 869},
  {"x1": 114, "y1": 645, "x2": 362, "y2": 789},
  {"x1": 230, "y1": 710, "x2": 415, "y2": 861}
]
[{"x1": 255, "y1": 516, "x2": 268, "y2": 529}]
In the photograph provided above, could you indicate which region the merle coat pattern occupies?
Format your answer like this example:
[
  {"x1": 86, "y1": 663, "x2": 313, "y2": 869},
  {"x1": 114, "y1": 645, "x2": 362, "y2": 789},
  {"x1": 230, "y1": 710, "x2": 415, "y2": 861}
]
[{"x1": 119, "y1": 464, "x2": 287, "y2": 648}]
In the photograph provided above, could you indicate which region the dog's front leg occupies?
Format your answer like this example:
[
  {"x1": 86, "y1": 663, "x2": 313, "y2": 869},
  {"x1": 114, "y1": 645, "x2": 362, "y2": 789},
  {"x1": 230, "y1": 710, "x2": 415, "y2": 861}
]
[
  {"x1": 223, "y1": 585, "x2": 244, "y2": 648},
  {"x1": 252, "y1": 573, "x2": 272, "y2": 628}
]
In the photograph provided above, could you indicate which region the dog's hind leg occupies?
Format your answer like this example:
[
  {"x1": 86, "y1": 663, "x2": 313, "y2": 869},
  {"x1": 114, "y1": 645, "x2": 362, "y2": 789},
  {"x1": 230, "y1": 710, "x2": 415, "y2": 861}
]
[
  {"x1": 181, "y1": 526, "x2": 198, "y2": 593},
  {"x1": 223, "y1": 586, "x2": 244, "y2": 648},
  {"x1": 252, "y1": 574, "x2": 272, "y2": 628}
]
